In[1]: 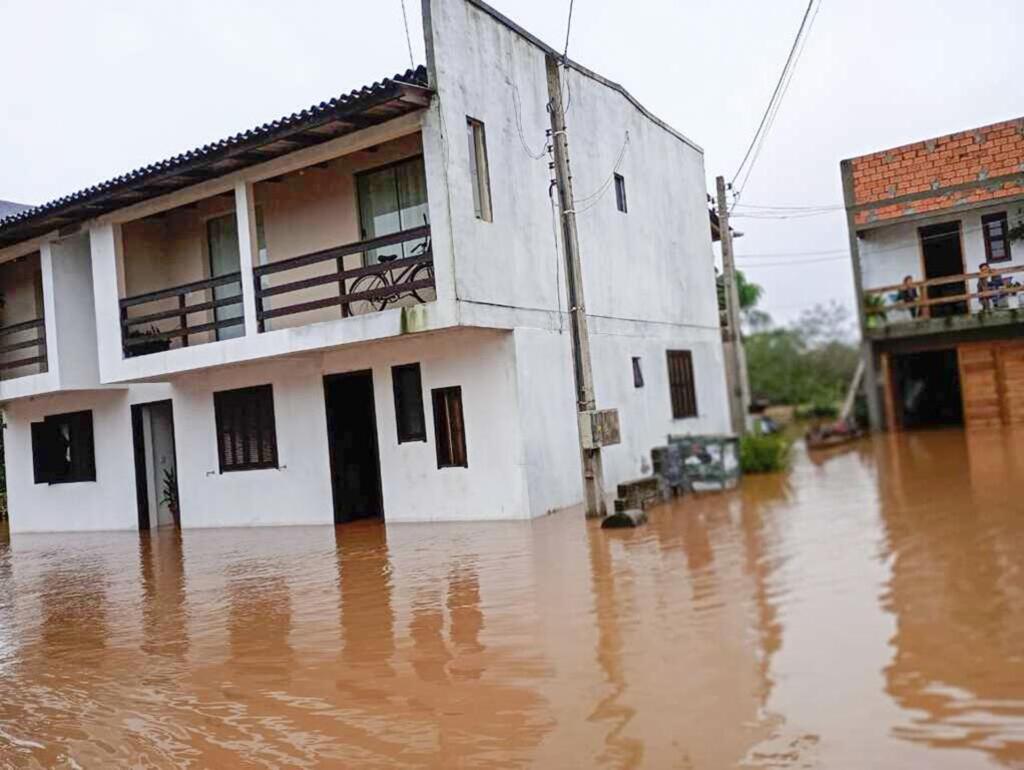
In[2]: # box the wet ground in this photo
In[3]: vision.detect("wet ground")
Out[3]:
[0,428,1022,768]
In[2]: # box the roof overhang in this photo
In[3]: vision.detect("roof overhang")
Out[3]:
[0,68,432,250]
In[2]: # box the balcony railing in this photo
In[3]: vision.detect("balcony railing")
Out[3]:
[253,225,433,331]
[120,273,244,357]
[0,318,47,380]
[864,264,1024,330]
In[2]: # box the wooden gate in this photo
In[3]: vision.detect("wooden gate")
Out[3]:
[957,340,1024,428]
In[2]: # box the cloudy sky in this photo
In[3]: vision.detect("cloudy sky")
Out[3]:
[1,0,1021,324]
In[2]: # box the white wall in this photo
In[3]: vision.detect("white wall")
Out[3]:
[4,384,171,533]
[49,233,103,389]
[859,201,1024,314]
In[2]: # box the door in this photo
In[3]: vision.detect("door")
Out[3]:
[324,371,384,523]
[356,156,429,265]
[207,213,244,340]
[920,222,966,318]
[132,400,180,529]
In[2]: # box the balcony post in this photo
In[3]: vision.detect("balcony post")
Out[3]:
[234,181,260,337]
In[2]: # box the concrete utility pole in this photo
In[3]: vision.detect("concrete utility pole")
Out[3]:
[716,175,750,436]
[545,55,607,519]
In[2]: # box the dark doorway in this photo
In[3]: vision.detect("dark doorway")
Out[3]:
[920,222,966,318]
[324,371,384,523]
[131,400,179,530]
[891,349,963,429]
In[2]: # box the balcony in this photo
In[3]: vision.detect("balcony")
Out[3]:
[863,264,1024,339]
[0,252,47,381]
[255,225,433,331]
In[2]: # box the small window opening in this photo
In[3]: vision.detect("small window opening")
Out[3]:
[614,173,628,213]
[393,363,427,443]
[31,410,96,484]
[213,384,279,472]
[982,212,1011,263]
[466,117,493,222]
[666,350,698,419]
[632,357,644,388]
[432,386,468,468]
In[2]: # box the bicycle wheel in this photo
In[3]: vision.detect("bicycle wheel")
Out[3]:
[347,273,390,316]
[409,264,437,304]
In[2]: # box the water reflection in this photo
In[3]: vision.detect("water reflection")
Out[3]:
[0,430,1022,767]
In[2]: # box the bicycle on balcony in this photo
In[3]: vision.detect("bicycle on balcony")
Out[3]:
[347,231,435,316]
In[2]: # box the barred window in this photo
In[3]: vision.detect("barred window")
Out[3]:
[213,384,278,472]
[31,410,95,484]
[666,350,698,419]
[432,386,468,468]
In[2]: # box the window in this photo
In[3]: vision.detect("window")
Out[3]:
[632,356,644,388]
[31,410,95,484]
[466,118,493,222]
[983,212,1011,263]
[213,384,279,472]
[356,155,429,264]
[432,386,468,468]
[614,173,628,213]
[666,350,698,419]
[393,363,427,443]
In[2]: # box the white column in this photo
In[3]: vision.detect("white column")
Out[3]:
[234,181,260,336]
[38,242,61,383]
[89,222,126,382]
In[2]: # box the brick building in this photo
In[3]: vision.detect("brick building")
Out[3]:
[841,117,1024,431]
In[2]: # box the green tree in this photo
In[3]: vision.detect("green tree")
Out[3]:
[717,269,772,332]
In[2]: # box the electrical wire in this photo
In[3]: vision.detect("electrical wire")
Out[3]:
[563,0,576,59]
[571,132,630,214]
[399,0,415,70]
[730,0,821,205]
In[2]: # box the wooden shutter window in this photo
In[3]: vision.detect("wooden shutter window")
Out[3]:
[31,410,96,484]
[393,363,427,443]
[982,212,1011,263]
[214,384,278,472]
[432,386,468,468]
[666,350,698,419]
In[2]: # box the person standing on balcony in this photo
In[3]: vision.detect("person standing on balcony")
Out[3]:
[978,262,1006,311]
[896,275,920,318]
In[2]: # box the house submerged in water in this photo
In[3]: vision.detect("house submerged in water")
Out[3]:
[0,0,728,533]
[843,117,1024,432]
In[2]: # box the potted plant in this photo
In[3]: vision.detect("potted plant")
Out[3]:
[864,293,887,328]
[124,325,172,358]
[160,467,180,526]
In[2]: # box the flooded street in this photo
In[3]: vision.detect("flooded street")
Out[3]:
[1,429,1022,768]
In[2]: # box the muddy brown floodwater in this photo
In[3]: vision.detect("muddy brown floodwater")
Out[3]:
[1,428,1023,768]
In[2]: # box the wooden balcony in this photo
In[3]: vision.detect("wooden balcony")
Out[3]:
[254,225,434,331]
[0,318,47,380]
[120,273,244,357]
[863,264,1024,339]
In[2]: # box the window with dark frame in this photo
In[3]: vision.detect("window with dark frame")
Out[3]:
[393,363,427,443]
[466,117,493,222]
[666,350,698,419]
[982,212,1011,263]
[213,384,279,472]
[31,410,96,484]
[614,173,628,213]
[432,386,468,468]
[632,356,644,388]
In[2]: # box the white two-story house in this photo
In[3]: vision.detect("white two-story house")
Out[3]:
[0,0,728,533]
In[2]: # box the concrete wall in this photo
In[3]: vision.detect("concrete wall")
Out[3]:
[859,201,1024,316]
[4,384,171,534]
[49,233,102,390]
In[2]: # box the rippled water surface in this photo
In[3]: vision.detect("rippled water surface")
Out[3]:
[1,428,1023,768]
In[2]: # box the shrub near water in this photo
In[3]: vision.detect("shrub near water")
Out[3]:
[740,433,792,474]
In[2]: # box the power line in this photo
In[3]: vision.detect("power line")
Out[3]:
[730,0,820,202]
[563,0,576,59]
[399,0,415,69]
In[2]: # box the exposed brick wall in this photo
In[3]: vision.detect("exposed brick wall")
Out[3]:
[847,117,1024,226]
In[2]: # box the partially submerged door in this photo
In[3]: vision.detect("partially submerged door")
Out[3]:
[207,213,244,340]
[132,400,179,530]
[324,371,384,523]
[920,222,966,318]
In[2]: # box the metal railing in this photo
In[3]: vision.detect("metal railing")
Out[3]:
[253,225,433,331]
[863,264,1024,327]
[0,317,47,379]
[120,273,244,357]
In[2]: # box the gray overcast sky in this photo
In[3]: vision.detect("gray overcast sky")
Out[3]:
[1,0,1022,324]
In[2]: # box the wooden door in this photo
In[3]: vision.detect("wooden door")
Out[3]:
[996,341,1024,424]
[958,343,1002,429]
